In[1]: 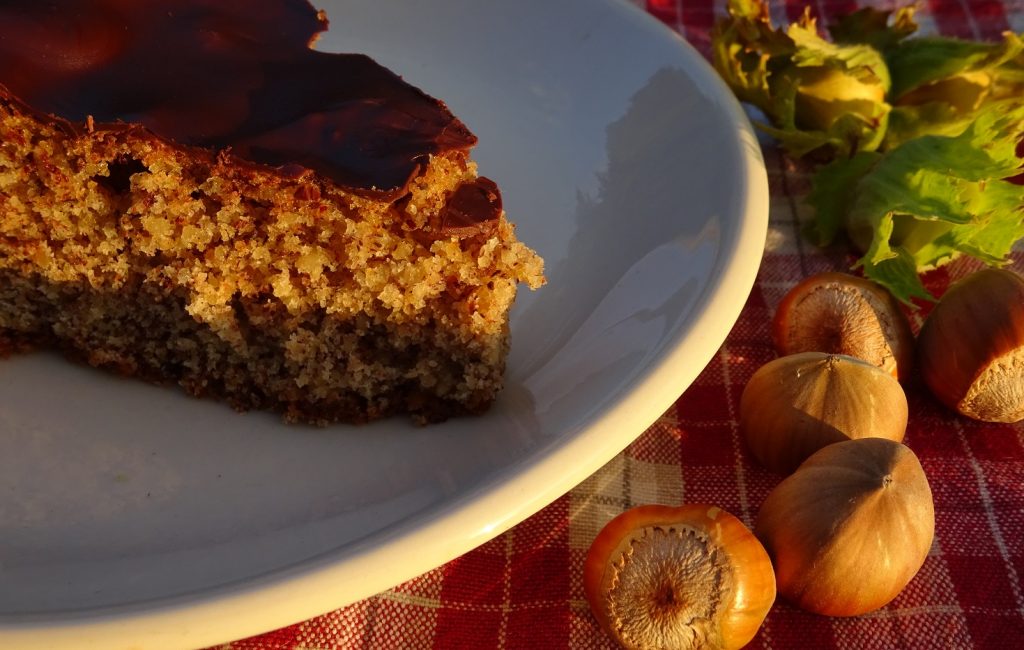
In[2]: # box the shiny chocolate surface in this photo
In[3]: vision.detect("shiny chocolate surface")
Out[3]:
[440,177,502,237]
[0,0,479,197]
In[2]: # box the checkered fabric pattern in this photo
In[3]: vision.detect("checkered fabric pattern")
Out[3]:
[214,1,1024,648]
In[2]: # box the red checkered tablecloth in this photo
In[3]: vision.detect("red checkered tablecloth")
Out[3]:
[214,1,1024,648]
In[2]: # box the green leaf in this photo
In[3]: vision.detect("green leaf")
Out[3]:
[860,209,898,266]
[828,7,919,51]
[955,208,1024,264]
[788,21,892,90]
[886,103,974,146]
[993,59,1024,87]
[889,216,959,269]
[887,32,1024,99]
[710,0,794,111]
[755,121,834,159]
[755,109,889,160]
[853,214,932,303]
[859,246,932,303]
[806,152,881,246]
[839,101,1024,301]
[710,1,1024,304]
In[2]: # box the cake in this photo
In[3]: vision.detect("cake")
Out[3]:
[0,0,544,424]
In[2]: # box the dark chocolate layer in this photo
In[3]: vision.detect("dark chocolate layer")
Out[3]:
[0,0,479,198]
[440,177,502,237]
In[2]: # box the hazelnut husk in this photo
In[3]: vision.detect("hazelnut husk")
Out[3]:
[917,268,1024,423]
[773,272,914,380]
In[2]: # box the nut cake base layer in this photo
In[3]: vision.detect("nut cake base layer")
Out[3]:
[0,102,544,424]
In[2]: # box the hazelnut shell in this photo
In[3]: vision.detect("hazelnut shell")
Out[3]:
[740,352,908,475]
[773,272,914,381]
[917,268,1024,423]
[754,438,935,617]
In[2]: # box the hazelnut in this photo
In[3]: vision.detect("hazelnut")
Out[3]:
[918,268,1024,423]
[773,272,914,380]
[740,352,908,474]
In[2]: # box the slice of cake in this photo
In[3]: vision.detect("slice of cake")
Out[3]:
[0,0,544,424]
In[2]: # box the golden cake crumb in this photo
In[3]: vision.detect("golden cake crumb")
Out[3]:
[0,102,545,424]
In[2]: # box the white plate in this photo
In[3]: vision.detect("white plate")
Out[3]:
[0,1,767,648]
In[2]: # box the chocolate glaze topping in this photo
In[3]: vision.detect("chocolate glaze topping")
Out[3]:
[0,0,499,214]
[440,177,502,237]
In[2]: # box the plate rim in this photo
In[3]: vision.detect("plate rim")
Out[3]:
[0,2,769,647]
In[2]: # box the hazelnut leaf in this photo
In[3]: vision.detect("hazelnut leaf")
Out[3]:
[829,6,919,51]
[887,32,1024,100]
[813,101,1024,301]
[712,0,1024,304]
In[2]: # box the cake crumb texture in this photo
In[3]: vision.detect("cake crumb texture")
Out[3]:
[0,104,544,424]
